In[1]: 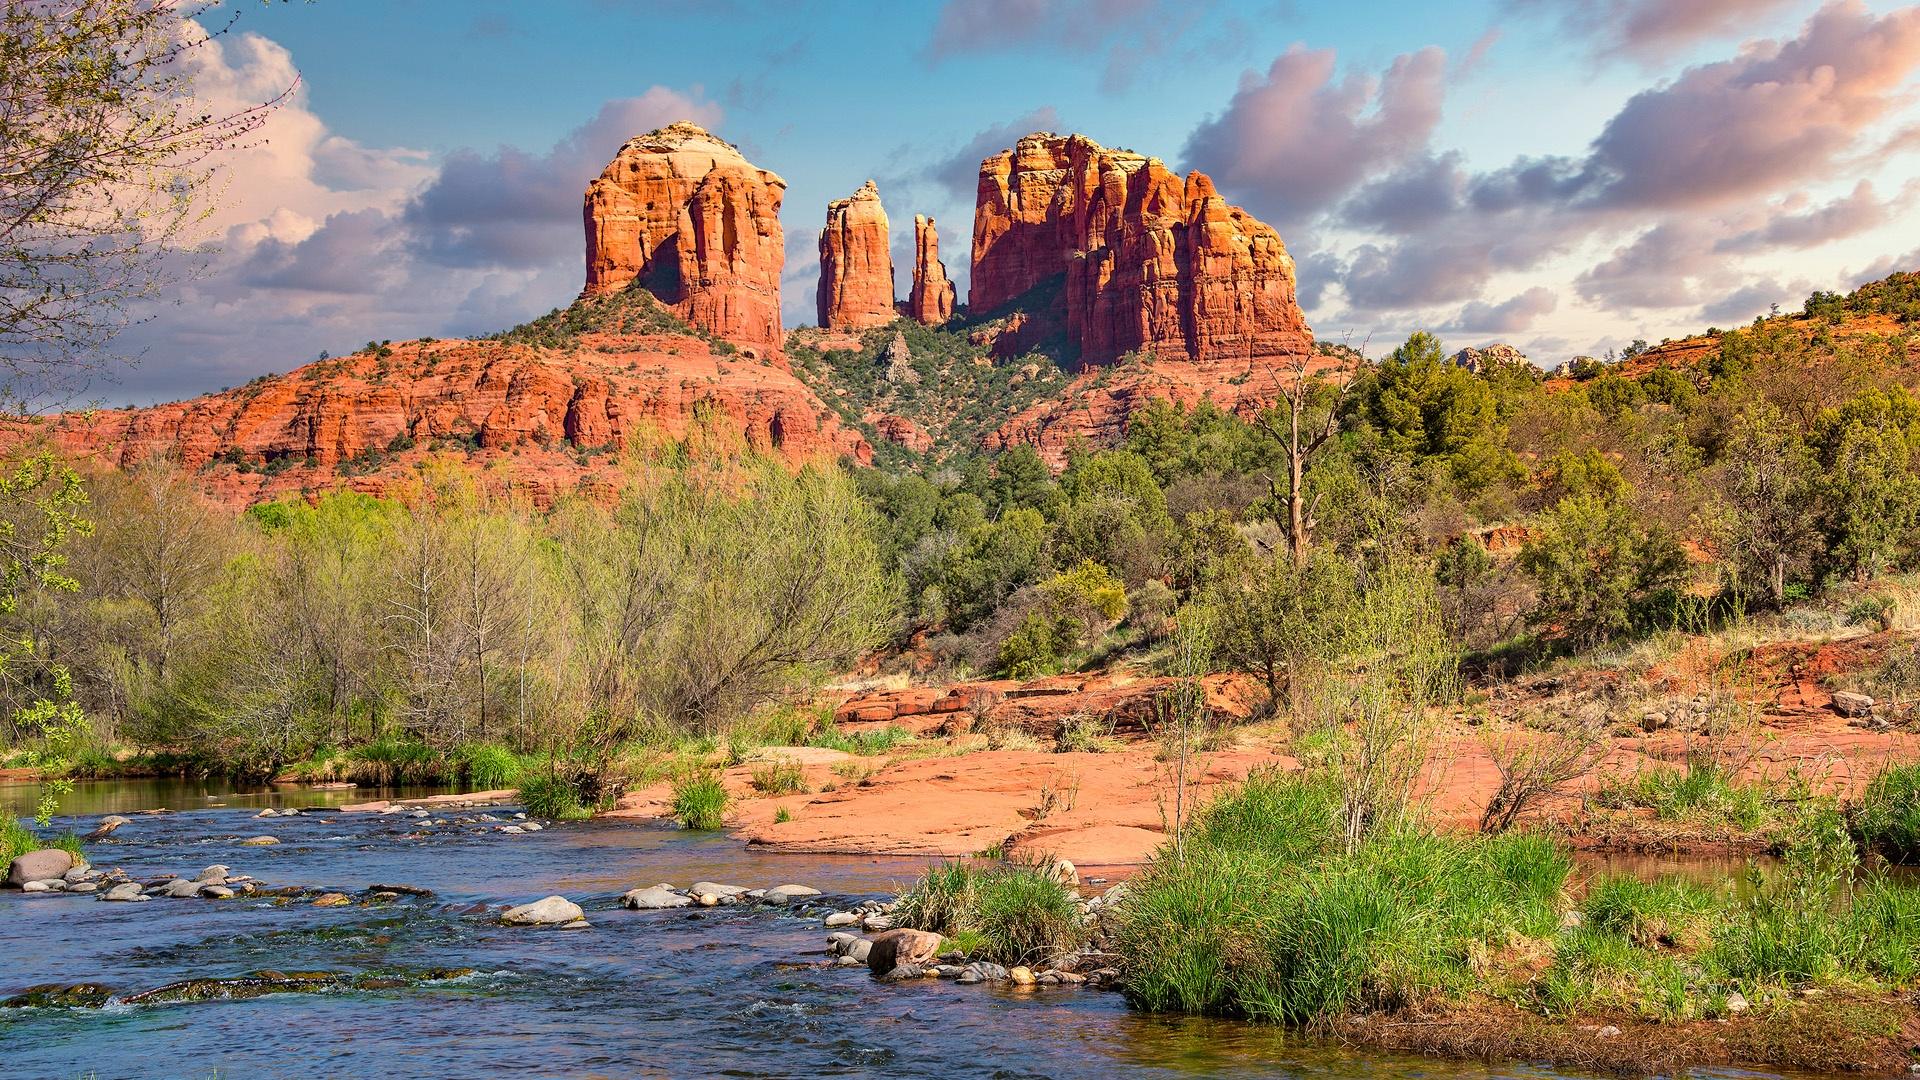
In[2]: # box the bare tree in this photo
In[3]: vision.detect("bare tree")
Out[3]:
[1479,708,1608,833]
[0,1,293,402]
[1255,344,1360,566]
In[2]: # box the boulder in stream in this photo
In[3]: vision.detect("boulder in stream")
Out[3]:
[500,895,585,926]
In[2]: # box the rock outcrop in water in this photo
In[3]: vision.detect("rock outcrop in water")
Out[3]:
[969,131,1312,367]
[582,122,788,354]
[816,180,896,331]
[906,214,955,325]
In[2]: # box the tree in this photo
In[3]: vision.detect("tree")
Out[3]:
[1720,405,1818,604]
[0,1,292,401]
[1197,551,1356,714]
[1811,390,1920,581]
[1255,351,1352,566]
[1519,493,1689,645]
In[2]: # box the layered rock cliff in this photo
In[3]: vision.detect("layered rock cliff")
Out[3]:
[582,122,787,355]
[21,295,868,509]
[906,214,956,326]
[969,132,1312,367]
[816,180,896,331]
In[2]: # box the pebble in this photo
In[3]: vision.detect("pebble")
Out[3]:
[1009,966,1036,987]
[200,884,235,899]
[239,836,279,846]
[824,911,860,928]
[763,884,820,905]
[621,886,691,910]
[521,822,543,832]
[312,892,352,907]
[1725,991,1750,1015]
[499,895,585,927]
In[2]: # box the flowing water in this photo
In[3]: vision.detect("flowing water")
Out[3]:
[0,779,1806,1079]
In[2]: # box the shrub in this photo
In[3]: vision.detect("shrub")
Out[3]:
[671,772,729,830]
[749,759,807,795]
[896,860,981,936]
[518,772,590,820]
[972,863,1087,965]
[455,743,524,790]
[1852,762,1920,860]
[1,816,37,865]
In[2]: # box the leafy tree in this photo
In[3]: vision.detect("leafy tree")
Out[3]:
[1193,551,1356,712]
[1810,389,1920,581]
[1719,405,1819,604]
[1519,493,1689,645]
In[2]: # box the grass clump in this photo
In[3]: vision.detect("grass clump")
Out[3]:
[0,817,81,866]
[517,772,592,820]
[1850,761,1920,860]
[671,772,730,830]
[894,858,1086,966]
[809,722,913,756]
[1111,769,1572,1024]
[1597,759,1775,830]
[454,743,524,790]
[748,759,807,795]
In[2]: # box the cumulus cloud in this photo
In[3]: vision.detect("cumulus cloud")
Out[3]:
[928,0,1162,58]
[1715,180,1909,253]
[1185,44,1447,227]
[97,21,723,404]
[1446,287,1560,334]
[1507,0,1801,60]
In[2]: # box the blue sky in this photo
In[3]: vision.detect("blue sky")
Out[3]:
[107,0,1920,404]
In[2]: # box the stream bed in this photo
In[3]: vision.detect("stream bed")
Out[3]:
[0,779,1810,1079]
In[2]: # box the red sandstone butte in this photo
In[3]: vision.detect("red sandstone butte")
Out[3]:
[905,214,956,326]
[7,327,869,509]
[583,122,787,355]
[816,179,896,331]
[969,131,1313,366]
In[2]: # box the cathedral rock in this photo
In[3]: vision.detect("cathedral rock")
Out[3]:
[816,180,896,331]
[969,132,1312,366]
[582,122,787,355]
[907,214,956,326]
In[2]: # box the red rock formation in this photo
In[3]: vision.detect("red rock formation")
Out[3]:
[905,214,955,325]
[582,122,787,354]
[11,317,869,509]
[816,180,896,331]
[969,132,1312,366]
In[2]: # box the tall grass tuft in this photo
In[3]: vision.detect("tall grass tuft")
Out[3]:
[517,772,590,820]
[455,743,524,790]
[893,859,1086,965]
[1851,762,1920,861]
[671,772,730,830]
[748,759,807,795]
[1,816,38,865]
[895,860,982,937]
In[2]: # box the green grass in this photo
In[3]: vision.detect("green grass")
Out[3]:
[1851,762,1920,860]
[1579,874,1716,947]
[894,859,1086,966]
[1112,770,1577,1024]
[517,772,591,820]
[1598,759,1776,830]
[454,743,525,790]
[0,817,81,867]
[808,722,914,755]
[748,759,808,795]
[773,805,793,824]
[670,772,730,830]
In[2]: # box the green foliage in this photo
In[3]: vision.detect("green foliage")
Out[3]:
[1111,771,1571,1024]
[1579,875,1714,947]
[454,743,524,790]
[670,771,730,830]
[807,722,912,755]
[1597,760,1775,830]
[1852,762,1920,861]
[1,815,36,865]
[517,771,591,820]
[1519,493,1689,645]
[895,859,1087,965]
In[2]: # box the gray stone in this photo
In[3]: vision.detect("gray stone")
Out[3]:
[763,884,821,905]
[21,880,53,893]
[878,963,924,982]
[1725,991,1750,1015]
[498,826,525,834]
[193,865,230,883]
[67,881,98,894]
[688,881,748,897]
[845,939,872,964]
[98,882,145,902]
[500,895,584,926]
[824,911,860,928]
[834,955,862,967]
[521,822,542,832]
[238,835,279,846]
[826,931,859,953]
[621,886,692,910]
[158,878,203,898]
[200,884,235,899]
[862,914,896,931]
[956,961,1009,985]
[1833,691,1875,717]
[7,849,74,888]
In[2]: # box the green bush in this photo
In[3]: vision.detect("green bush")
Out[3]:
[517,772,590,820]
[973,863,1087,965]
[671,772,730,830]
[1852,762,1920,860]
[455,743,524,790]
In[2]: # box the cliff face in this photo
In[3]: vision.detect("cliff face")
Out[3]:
[969,132,1312,367]
[906,214,956,326]
[582,122,787,354]
[22,310,869,509]
[816,180,896,331]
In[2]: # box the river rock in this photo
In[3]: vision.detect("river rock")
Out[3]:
[200,884,235,899]
[1832,691,1875,717]
[866,928,943,976]
[956,961,1009,985]
[861,914,896,931]
[239,836,279,846]
[500,895,584,926]
[1009,966,1036,986]
[67,881,98,894]
[521,822,542,832]
[1726,991,1750,1015]
[193,865,230,883]
[878,963,925,982]
[689,882,749,897]
[763,884,820,905]
[499,826,525,834]
[7,849,73,888]
[824,911,860,928]
[312,892,352,907]
[98,882,146,902]
[621,886,691,910]
[157,878,203,898]
[21,879,54,892]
